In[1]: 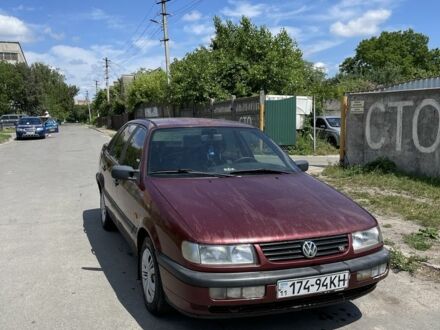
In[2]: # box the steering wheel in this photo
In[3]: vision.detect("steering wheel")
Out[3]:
[233,156,255,164]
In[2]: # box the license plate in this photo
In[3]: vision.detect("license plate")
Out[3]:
[277,271,350,299]
[25,131,34,135]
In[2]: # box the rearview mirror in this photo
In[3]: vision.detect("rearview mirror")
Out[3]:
[295,160,309,172]
[111,165,139,181]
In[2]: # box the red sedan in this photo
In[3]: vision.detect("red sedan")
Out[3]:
[96,118,389,318]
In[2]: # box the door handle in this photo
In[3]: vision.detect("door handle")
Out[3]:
[113,178,119,186]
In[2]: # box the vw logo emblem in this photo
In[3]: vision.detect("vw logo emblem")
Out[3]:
[302,241,318,258]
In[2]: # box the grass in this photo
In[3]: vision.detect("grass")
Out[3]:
[0,132,11,144]
[287,132,338,155]
[389,248,427,274]
[321,159,440,229]
[384,238,395,246]
[0,127,15,133]
[403,228,439,251]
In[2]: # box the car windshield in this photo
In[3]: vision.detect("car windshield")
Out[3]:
[19,118,42,125]
[148,127,297,177]
[326,117,341,127]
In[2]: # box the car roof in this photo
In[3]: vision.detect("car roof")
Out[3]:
[20,116,40,119]
[131,117,254,129]
[317,115,340,119]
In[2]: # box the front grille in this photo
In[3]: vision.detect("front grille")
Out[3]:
[259,234,349,262]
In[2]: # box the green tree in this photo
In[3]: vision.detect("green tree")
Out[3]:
[168,16,316,106]
[340,29,440,85]
[170,49,226,105]
[212,17,306,95]
[0,61,77,117]
[127,69,168,110]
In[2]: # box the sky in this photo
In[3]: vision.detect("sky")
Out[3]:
[1,0,440,99]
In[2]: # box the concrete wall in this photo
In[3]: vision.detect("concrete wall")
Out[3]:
[346,88,440,177]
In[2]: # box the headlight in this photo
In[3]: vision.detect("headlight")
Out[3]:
[352,226,382,252]
[36,127,44,131]
[182,241,256,265]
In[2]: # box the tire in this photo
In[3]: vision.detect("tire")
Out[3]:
[139,237,169,316]
[99,190,114,230]
[327,136,337,147]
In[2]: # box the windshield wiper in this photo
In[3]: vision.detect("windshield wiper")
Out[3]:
[150,169,234,177]
[229,168,292,175]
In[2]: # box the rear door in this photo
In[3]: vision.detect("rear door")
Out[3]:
[101,124,137,225]
[116,125,148,239]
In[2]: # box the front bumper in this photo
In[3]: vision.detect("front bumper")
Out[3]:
[16,131,45,138]
[158,248,389,318]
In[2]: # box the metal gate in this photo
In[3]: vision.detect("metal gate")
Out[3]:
[264,97,296,146]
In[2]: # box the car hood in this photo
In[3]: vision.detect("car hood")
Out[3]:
[151,173,376,244]
[17,125,43,128]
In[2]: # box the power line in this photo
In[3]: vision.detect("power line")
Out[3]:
[171,0,203,20]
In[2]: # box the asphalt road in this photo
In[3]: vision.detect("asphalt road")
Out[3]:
[0,125,439,330]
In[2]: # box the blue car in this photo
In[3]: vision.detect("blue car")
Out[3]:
[44,118,59,133]
[16,117,46,140]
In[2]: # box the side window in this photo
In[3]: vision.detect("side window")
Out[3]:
[316,118,327,128]
[239,130,285,167]
[122,127,147,169]
[109,125,136,162]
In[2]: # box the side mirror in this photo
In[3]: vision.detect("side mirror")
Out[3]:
[111,165,139,181]
[295,160,309,172]
[320,125,326,129]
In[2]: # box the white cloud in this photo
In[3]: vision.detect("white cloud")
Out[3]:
[0,14,34,42]
[13,5,35,12]
[184,23,214,36]
[182,10,202,22]
[86,8,125,29]
[221,0,264,18]
[43,27,64,41]
[267,5,310,23]
[303,40,343,56]
[310,0,394,22]
[27,44,165,95]
[330,9,391,37]
[269,26,302,41]
[313,62,328,73]
[133,38,160,52]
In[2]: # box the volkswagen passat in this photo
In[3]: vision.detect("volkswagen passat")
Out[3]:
[96,118,389,318]
[16,117,46,140]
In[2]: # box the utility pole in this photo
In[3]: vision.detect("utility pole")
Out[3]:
[94,80,99,96]
[86,90,92,123]
[313,96,316,155]
[159,0,171,84]
[104,57,110,103]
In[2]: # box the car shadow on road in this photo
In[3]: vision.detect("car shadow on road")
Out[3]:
[83,209,363,330]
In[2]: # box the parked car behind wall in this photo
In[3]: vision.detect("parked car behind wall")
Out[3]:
[314,116,341,147]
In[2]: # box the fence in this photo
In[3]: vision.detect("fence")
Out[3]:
[95,94,297,145]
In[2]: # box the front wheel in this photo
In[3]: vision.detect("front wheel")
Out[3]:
[140,238,169,316]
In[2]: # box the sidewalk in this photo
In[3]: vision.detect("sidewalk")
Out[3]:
[290,155,339,174]
[89,125,116,138]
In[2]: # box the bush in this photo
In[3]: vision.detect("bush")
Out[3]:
[389,248,427,274]
[364,157,397,173]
